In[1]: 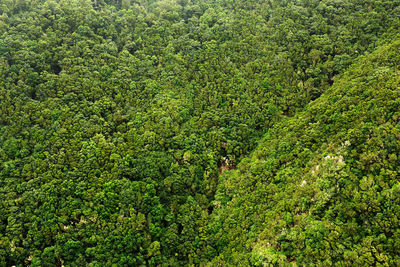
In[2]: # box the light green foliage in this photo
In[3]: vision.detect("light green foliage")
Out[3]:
[209,39,400,265]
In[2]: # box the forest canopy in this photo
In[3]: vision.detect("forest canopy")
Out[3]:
[1,0,400,265]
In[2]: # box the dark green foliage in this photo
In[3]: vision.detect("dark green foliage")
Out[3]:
[1,0,400,265]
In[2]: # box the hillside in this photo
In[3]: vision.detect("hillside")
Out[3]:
[208,38,400,265]
[1,0,400,265]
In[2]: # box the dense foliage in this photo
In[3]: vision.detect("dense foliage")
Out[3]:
[209,39,400,265]
[1,0,400,265]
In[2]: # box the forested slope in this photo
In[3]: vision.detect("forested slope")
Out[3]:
[209,38,400,265]
[1,0,400,265]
